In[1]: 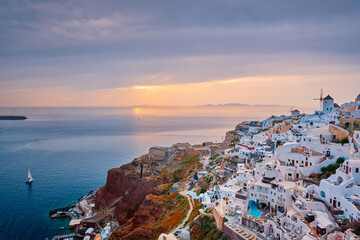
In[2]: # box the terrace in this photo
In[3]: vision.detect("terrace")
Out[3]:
[224,221,266,240]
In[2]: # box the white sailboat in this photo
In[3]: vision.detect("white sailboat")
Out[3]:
[26,169,34,183]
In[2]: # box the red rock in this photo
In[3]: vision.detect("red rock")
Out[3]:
[96,165,161,224]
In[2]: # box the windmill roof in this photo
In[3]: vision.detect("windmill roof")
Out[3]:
[324,95,333,100]
[334,103,340,108]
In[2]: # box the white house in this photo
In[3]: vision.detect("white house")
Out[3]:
[307,157,360,223]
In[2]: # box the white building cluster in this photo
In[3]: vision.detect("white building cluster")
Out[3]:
[188,93,360,240]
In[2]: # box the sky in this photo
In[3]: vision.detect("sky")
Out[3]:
[0,0,360,108]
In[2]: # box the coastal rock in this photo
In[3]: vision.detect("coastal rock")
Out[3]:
[148,147,168,161]
[219,131,240,150]
[110,192,189,240]
[96,146,203,239]
[171,142,192,149]
[110,195,165,240]
[95,166,161,224]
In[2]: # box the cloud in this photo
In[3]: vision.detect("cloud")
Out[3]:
[0,0,359,107]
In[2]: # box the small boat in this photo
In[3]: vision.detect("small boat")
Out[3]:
[26,169,34,183]
[59,226,66,230]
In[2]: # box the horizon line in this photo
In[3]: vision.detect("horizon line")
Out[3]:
[0,103,294,108]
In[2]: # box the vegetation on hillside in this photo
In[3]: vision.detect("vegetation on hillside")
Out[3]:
[141,192,189,239]
[321,157,345,174]
[190,215,227,240]
[184,199,203,227]
[152,153,203,184]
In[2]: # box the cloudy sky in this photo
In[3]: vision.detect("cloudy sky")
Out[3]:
[1,0,359,107]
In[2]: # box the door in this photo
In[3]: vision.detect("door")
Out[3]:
[346,166,349,174]
[333,199,337,208]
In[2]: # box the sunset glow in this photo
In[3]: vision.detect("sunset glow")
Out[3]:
[0,1,359,108]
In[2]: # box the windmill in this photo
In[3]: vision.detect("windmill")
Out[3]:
[313,88,324,110]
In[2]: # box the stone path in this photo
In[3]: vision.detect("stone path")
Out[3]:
[169,192,194,234]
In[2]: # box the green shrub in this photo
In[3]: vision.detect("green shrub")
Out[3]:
[340,138,349,145]
[336,157,345,164]
[200,188,207,194]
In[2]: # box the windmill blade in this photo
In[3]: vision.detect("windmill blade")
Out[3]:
[313,89,324,110]
[320,88,323,100]
[319,88,324,109]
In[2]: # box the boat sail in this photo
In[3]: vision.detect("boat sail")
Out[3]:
[26,169,34,183]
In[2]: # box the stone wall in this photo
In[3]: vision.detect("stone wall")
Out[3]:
[329,124,350,140]
[213,204,224,230]
[339,118,360,134]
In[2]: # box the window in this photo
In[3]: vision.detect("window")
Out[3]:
[338,202,340,207]
[310,163,312,166]
[330,199,332,203]
[356,168,359,173]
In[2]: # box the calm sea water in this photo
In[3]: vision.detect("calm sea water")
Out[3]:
[0,106,290,240]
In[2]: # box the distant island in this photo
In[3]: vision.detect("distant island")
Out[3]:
[0,116,27,120]
[197,103,288,107]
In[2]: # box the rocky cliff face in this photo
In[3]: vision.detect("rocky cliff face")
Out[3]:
[96,165,161,224]
[219,131,240,150]
[110,192,188,240]
[95,145,204,240]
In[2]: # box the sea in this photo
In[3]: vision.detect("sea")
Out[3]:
[0,106,292,240]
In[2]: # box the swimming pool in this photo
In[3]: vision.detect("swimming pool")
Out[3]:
[247,200,262,218]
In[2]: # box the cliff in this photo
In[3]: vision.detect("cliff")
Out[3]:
[96,165,161,224]
[111,192,189,239]
[219,131,240,150]
[95,144,204,239]
[190,215,227,240]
